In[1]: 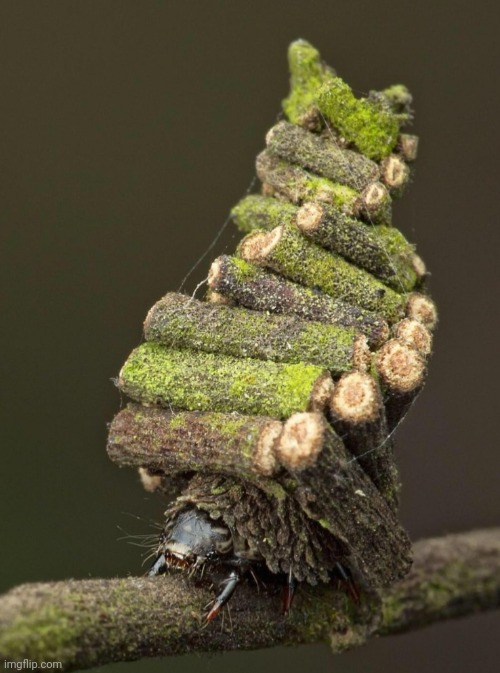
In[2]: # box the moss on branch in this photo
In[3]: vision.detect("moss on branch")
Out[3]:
[0,529,499,671]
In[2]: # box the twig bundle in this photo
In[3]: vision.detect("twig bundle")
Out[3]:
[108,40,437,590]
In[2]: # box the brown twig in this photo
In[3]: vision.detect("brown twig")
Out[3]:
[207,255,390,348]
[0,529,499,671]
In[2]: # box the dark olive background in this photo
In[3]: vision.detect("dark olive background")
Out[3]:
[1,1,499,671]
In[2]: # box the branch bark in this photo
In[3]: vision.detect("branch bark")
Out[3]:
[1,529,499,672]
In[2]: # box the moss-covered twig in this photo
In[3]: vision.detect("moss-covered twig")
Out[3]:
[238,223,407,323]
[1,529,498,671]
[230,197,424,294]
[316,78,407,162]
[374,339,426,431]
[231,194,298,234]
[208,255,390,347]
[118,342,334,420]
[265,121,379,190]
[297,202,424,292]
[276,412,411,586]
[107,404,283,478]
[256,150,391,225]
[143,292,370,373]
[328,372,400,511]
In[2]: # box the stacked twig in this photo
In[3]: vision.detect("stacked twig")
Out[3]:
[107,40,437,590]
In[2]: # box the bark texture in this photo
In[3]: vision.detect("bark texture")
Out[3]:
[0,529,498,671]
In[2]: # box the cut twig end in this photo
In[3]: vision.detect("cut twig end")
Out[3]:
[330,371,382,424]
[363,181,387,206]
[375,339,425,393]
[138,467,163,493]
[398,134,419,162]
[411,254,427,280]
[406,293,438,330]
[254,421,283,476]
[309,371,335,413]
[239,227,283,265]
[206,289,234,305]
[276,412,326,470]
[353,334,371,371]
[393,318,432,356]
[381,155,410,192]
[296,201,323,233]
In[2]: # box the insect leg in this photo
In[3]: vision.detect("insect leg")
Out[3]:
[206,569,241,622]
[148,554,167,576]
[282,566,296,615]
[335,561,360,603]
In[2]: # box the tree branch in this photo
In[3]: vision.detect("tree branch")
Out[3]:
[1,529,499,671]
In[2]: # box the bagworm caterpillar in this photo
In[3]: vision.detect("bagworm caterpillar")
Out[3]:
[107,40,437,621]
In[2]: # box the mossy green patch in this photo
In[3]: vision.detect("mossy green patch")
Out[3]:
[317,78,400,160]
[300,174,359,211]
[0,601,78,662]
[230,256,259,281]
[382,84,413,118]
[231,195,298,233]
[260,224,406,323]
[167,413,188,430]
[380,560,487,634]
[145,292,360,373]
[282,40,336,125]
[120,343,325,419]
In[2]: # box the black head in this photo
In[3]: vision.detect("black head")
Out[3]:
[158,508,233,569]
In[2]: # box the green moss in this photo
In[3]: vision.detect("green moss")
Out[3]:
[281,41,408,160]
[146,292,360,373]
[301,174,359,210]
[204,413,247,437]
[0,601,78,662]
[380,560,488,633]
[167,413,189,430]
[256,478,288,501]
[231,195,298,233]
[317,78,400,160]
[300,206,418,291]
[382,84,413,118]
[120,342,325,419]
[262,224,406,323]
[230,256,259,281]
[316,517,335,533]
[282,40,336,125]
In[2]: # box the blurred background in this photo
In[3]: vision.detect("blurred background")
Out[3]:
[1,1,499,671]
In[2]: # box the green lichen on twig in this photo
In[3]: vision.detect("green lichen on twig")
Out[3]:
[317,80,402,160]
[118,342,332,419]
[266,121,379,190]
[282,40,336,128]
[1,530,499,671]
[239,223,407,322]
[231,194,298,233]
[283,40,410,160]
[256,150,360,212]
[208,255,390,347]
[107,404,283,479]
[296,202,423,292]
[144,292,369,374]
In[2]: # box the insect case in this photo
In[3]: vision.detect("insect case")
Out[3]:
[107,40,436,620]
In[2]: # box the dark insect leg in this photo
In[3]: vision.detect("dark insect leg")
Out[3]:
[335,561,360,603]
[148,554,167,576]
[206,569,241,622]
[282,567,296,615]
